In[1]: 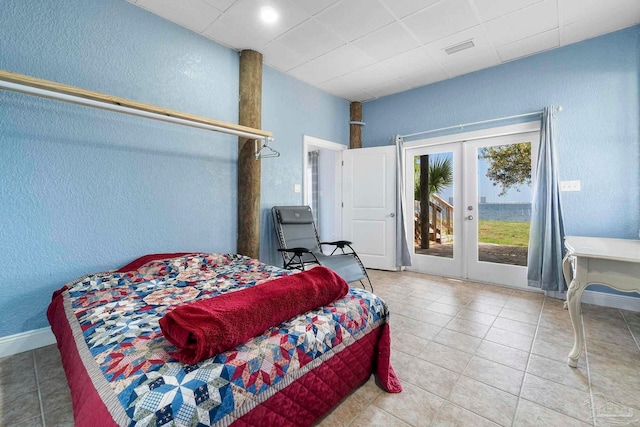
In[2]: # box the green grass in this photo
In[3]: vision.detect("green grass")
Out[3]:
[478,220,530,246]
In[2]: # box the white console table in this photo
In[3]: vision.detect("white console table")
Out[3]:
[563,236,640,367]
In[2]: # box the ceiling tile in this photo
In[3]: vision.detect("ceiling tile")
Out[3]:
[202,14,269,50]
[318,77,375,101]
[562,5,640,45]
[496,28,559,61]
[289,45,375,85]
[472,0,544,22]
[261,41,308,71]
[379,0,440,19]
[402,0,479,44]
[561,0,638,25]
[136,0,221,33]
[352,23,420,61]
[223,0,311,41]
[200,0,236,11]
[365,79,413,99]
[424,26,494,65]
[276,19,345,60]
[440,50,500,77]
[485,0,558,46]
[316,0,395,42]
[398,66,450,89]
[295,0,340,16]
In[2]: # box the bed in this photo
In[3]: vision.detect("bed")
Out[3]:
[47,252,399,426]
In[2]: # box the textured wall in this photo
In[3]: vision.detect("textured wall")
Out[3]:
[363,26,640,243]
[0,0,348,338]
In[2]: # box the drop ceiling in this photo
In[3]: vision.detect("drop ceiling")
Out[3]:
[128,0,640,102]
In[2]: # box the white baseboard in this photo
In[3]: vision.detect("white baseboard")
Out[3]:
[0,327,56,358]
[582,290,640,312]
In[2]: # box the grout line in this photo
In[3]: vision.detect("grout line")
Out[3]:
[583,310,596,426]
[33,350,47,427]
[512,293,546,426]
[620,309,640,351]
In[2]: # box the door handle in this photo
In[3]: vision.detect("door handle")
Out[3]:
[390,213,396,217]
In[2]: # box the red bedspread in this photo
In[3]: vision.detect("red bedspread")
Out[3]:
[47,253,400,426]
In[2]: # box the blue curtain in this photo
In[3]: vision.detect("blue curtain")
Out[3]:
[527,107,565,292]
[395,136,412,267]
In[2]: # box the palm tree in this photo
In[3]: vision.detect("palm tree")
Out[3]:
[414,155,453,248]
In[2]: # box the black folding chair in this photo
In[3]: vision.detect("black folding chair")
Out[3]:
[272,206,372,292]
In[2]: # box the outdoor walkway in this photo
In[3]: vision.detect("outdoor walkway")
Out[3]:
[416,243,528,266]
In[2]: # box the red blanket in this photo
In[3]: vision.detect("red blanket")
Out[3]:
[159,266,349,364]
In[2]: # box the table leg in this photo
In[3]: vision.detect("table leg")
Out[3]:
[566,276,586,368]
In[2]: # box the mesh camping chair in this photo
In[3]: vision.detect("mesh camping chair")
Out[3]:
[272,205,372,292]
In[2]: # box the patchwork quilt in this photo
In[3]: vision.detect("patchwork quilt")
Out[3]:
[47,253,395,426]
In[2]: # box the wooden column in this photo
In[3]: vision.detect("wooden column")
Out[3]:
[237,50,263,259]
[350,102,362,149]
[420,155,430,249]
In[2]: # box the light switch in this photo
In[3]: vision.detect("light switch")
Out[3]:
[560,180,581,192]
[294,184,301,193]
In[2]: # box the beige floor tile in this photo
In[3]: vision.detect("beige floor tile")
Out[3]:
[498,307,540,325]
[317,392,369,426]
[0,361,38,398]
[466,301,503,316]
[514,398,593,426]
[393,331,431,357]
[447,376,518,426]
[0,350,34,379]
[485,327,533,352]
[373,380,444,427]
[587,391,640,427]
[503,298,543,315]
[588,360,640,412]
[526,354,590,392]
[475,340,529,371]
[352,375,384,404]
[432,402,500,427]
[0,388,43,425]
[43,402,74,427]
[462,356,524,395]
[445,317,490,339]
[393,350,460,398]
[520,373,592,422]
[393,315,442,341]
[427,296,463,317]
[420,341,473,373]
[531,336,577,365]
[403,306,453,327]
[433,329,482,354]
[492,317,537,337]
[436,294,474,307]
[349,406,411,427]
[39,375,73,413]
[456,308,497,326]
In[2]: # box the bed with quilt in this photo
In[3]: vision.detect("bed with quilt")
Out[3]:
[47,253,400,426]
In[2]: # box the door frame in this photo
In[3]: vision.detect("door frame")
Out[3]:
[302,135,347,241]
[403,122,540,287]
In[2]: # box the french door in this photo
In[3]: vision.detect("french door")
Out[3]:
[404,128,538,289]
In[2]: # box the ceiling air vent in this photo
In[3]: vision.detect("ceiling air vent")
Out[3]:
[444,40,475,55]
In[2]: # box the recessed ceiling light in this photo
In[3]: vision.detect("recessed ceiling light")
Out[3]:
[444,40,475,55]
[260,6,278,24]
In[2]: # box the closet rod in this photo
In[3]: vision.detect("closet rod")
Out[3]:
[400,110,546,140]
[0,69,272,141]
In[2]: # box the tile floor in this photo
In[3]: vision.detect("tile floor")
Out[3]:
[1,269,639,426]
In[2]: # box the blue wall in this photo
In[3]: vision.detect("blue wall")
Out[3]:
[0,0,348,337]
[364,26,640,243]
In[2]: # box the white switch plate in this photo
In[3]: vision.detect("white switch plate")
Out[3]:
[560,180,581,192]
[294,184,301,193]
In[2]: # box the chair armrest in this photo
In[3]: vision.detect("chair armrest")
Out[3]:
[320,240,352,249]
[278,247,311,255]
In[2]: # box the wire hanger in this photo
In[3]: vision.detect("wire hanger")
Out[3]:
[254,137,280,159]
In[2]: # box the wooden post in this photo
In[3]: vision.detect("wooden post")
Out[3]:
[350,102,362,149]
[420,155,430,249]
[237,50,262,259]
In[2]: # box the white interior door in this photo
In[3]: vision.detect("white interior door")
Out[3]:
[343,146,396,270]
